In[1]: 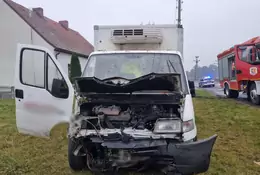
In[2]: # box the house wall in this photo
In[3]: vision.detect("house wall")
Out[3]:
[0,1,54,88]
[56,52,88,77]
[0,1,88,89]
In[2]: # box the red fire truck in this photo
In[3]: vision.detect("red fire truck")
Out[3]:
[217,36,260,105]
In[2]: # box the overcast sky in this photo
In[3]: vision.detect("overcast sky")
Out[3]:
[14,0,260,70]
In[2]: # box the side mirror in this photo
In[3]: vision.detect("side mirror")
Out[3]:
[236,70,242,74]
[188,80,196,97]
[51,78,69,98]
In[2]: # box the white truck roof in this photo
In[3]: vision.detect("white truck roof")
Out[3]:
[90,50,182,55]
[93,24,183,56]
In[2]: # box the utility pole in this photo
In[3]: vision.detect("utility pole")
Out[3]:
[177,0,183,28]
[194,56,200,81]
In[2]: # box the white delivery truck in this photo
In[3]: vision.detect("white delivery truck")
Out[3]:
[14,24,217,175]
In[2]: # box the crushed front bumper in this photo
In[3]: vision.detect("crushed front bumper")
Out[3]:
[89,134,217,175]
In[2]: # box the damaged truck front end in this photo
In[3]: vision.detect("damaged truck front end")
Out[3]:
[67,73,217,175]
[70,132,217,175]
[69,125,217,175]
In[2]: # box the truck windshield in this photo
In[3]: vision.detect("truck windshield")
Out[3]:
[82,53,188,93]
[238,45,260,64]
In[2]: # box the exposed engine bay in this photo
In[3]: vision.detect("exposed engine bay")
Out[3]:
[69,103,183,172]
[80,103,180,130]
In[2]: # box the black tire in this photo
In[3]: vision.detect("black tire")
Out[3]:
[224,84,230,97]
[68,138,86,171]
[249,83,260,105]
[247,87,251,101]
[224,84,239,98]
[231,91,239,98]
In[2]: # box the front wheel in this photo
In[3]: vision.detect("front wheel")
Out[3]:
[249,83,260,105]
[224,84,239,98]
[68,138,86,171]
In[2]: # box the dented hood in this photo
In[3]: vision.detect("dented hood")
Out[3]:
[74,73,181,94]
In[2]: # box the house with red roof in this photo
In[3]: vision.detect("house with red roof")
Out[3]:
[0,0,93,92]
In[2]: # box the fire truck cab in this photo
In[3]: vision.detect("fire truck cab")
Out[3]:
[217,37,260,105]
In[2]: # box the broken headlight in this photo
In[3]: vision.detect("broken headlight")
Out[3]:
[153,118,182,134]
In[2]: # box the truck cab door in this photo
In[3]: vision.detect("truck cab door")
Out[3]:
[14,44,74,137]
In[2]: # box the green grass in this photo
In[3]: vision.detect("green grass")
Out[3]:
[195,90,260,175]
[0,92,260,175]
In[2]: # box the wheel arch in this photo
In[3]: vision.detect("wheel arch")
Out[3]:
[224,81,230,88]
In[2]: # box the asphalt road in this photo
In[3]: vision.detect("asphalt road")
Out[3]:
[195,81,252,105]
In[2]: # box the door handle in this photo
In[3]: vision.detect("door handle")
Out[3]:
[15,89,24,99]
[236,70,242,74]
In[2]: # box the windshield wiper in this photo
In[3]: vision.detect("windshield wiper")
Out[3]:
[167,60,177,73]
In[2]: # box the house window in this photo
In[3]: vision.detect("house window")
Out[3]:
[20,49,45,88]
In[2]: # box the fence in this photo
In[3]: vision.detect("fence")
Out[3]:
[0,86,15,99]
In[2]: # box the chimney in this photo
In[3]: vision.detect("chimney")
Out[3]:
[32,7,43,17]
[59,20,69,30]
